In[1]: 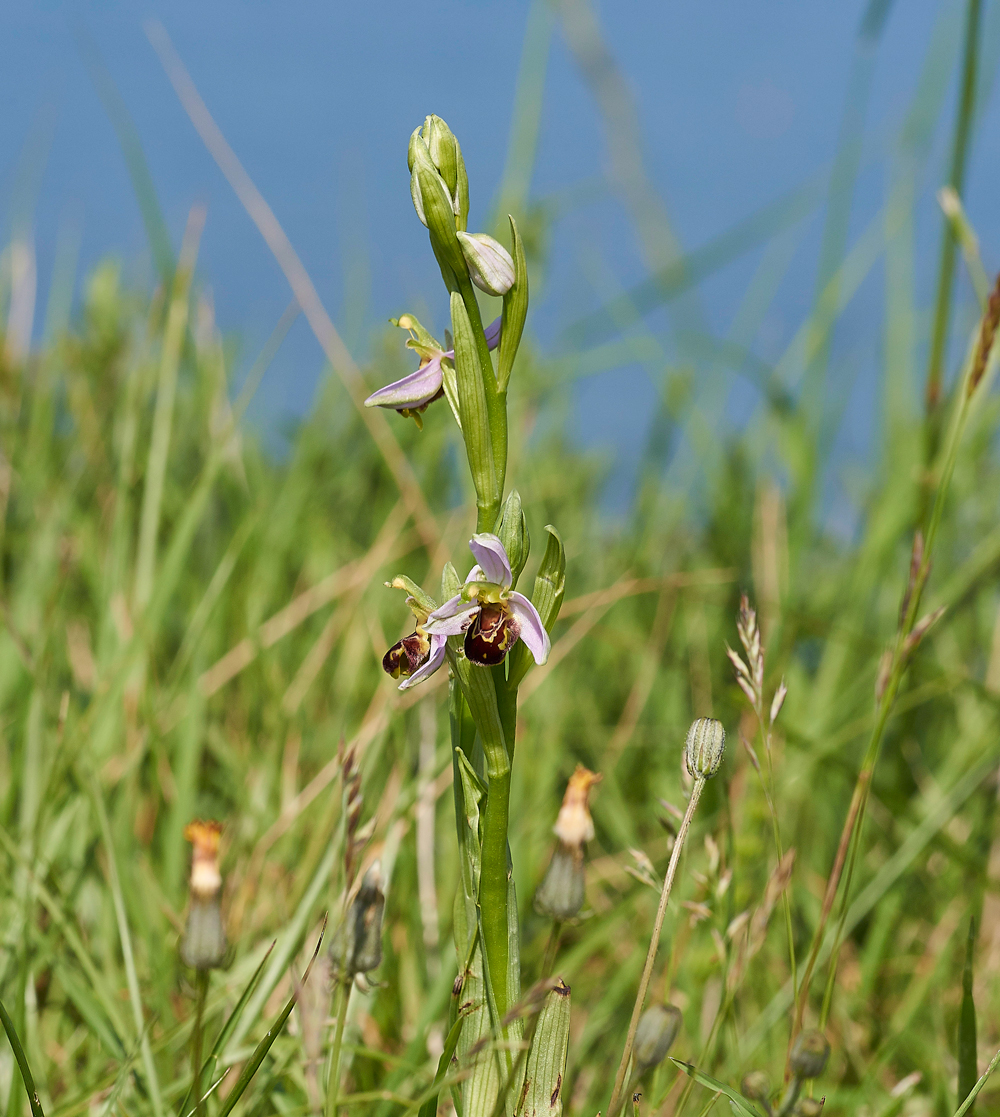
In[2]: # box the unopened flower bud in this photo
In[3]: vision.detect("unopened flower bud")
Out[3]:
[180,821,227,970]
[741,1071,771,1105]
[494,490,529,587]
[424,116,460,203]
[795,1099,825,1117]
[535,766,601,921]
[456,232,515,296]
[633,1003,682,1072]
[335,862,386,976]
[789,1030,830,1080]
[684,718,726,780]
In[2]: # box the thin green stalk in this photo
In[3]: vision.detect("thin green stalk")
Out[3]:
[761,726,797,999]
[794,299,989,1047]
[324,977,351,1117]
[953,1045,1000,1117]
[924,0,981,450]
[609,778,706,1117]
[89,772,164,1117]
[541,922,562,980]
[191,971,209,1117]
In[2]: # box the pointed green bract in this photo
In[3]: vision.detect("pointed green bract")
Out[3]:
[498,216,528,392]
[508,524,564,688]
[521,982,571,1117]
[451,291,500,525]
[494,490,529,588]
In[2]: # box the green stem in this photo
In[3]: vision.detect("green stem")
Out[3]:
[191,971,209,1117]
[324,978,351,1117]
[609,778,706,1117]
[761,721,797,999]
[541,922,562,981]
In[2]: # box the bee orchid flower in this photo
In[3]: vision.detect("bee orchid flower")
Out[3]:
[365,314,501,426]
[424,533,550,667]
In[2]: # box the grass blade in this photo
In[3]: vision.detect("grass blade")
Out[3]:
[417,1003,472,1117]
[958,917,978,1114]
[670,1060,762,1117]
[215,921,326,1117]
[0,993,45,1117]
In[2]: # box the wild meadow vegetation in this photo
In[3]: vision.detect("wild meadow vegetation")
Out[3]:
[3,2,1000,1116]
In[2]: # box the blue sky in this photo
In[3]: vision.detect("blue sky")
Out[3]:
[2,0,997,503]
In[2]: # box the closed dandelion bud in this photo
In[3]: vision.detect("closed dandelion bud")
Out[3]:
[684,717,726,780]
[337,862,385,976]
[534,843,585,921]
[795,1099,825,1116]
[534,766,601,921]
[633,1003,682,1072]
[180,821,227,971]
[494,489,529,587]
[456,232,515,296]
[741,1071,771,1104]
[789,1030,830,1080]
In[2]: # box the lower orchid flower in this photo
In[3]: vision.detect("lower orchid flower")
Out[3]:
[424,533,550,667]
[383,625,447,690]
[381,576,448,690]
[364,313,501,427]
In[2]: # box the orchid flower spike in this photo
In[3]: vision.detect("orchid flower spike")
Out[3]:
[424,533,550,667]
[365,313,501,427]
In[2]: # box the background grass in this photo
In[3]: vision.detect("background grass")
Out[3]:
[2,2,1000,1115]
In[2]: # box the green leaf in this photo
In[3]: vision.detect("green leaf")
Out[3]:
[498,216,528,393]
[0,993,45,1117]
[521,981,572,1117]
[215,922,326,1117]
[959,917,978,1114]
[670,1060,763,1117]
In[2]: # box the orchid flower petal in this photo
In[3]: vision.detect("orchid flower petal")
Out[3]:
[424,595,480,636]
[398,634,447,689]
[365,353,444,410]
[484,316,502,350]
[469,533,512,588]
[507,592,550,665]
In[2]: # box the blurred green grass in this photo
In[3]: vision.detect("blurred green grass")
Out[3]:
[2,1,1000,1115]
